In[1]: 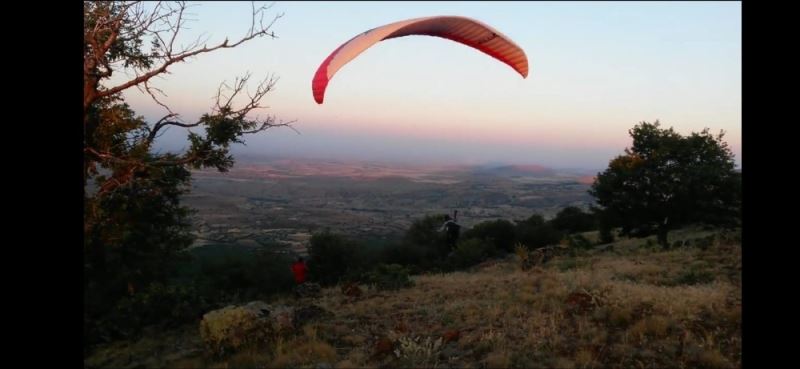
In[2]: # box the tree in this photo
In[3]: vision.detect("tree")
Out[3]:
[83,1,290,341]
[550,206,596,234]
[84,1,290,192]
[589,121,741,248]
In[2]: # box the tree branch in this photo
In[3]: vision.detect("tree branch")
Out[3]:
[94,3,283,104]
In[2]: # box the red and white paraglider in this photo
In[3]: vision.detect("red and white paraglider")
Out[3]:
[312,16,529,104]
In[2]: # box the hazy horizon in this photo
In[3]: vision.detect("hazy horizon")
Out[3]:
[209,150,605,174]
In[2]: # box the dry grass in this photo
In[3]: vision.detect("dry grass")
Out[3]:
[86,229,741,369]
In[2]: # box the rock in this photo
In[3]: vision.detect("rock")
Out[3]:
[315,362,333,369]
[242,301,272,315]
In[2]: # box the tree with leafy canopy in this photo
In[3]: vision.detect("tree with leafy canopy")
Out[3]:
[83,1,292,343]
[550,206,596,234]
[589,121,741,248]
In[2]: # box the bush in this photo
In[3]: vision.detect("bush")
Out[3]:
[514,243,533,271]
[404,214,450,259]
[88,282,208,343]
[189,246,295,302]
[340,238,389,283]
[381,242,429,270]
[551,206,596,234]
[463,219,516,253]
[516,214,563,248]
[364,264,414,291]
[381,215,454,272]
[308,231,359,286]
[449,238,493,269]
[200,301,278,357]
[85,245,295,351]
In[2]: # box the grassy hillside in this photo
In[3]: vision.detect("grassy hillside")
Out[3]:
[86,229,741,369]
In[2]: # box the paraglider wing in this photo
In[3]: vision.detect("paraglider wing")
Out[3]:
[312,16,529,104]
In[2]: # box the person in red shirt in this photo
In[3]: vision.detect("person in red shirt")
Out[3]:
[291,256,309,285]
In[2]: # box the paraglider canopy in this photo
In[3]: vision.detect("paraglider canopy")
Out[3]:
[312,15,529,104]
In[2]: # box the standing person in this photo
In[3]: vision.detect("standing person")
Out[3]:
[291,256,309,285]
[439,211,461,253]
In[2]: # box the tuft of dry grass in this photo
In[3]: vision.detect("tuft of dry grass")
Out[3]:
[269,324,338,367]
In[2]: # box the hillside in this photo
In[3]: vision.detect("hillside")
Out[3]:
[85,229,741,369]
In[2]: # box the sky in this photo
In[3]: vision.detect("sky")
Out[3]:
[112,1,742,171]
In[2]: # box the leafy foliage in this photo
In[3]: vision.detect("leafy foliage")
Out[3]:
[590,121,741,247]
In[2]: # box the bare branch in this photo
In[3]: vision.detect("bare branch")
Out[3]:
[212,73,279,119]
[142,80,175,116]
[224,74,252,112]
[166,1,186,55]
[242,118,299,135]
[208,72,297,136]
[94,2,282,104]
[249,2,257,39]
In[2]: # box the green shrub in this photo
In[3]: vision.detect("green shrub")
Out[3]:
[551,206,597,233]
[190,247,295,302]
[308,231,359,286]
[88,282,208,343]
[381,242,429,270]
[450,238,493,269]
[463,219,516,253]
[515,214,563,248]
